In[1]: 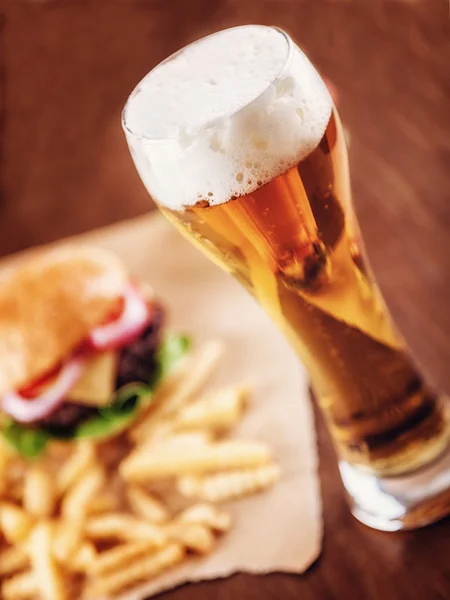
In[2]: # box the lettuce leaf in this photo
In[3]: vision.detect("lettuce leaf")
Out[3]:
[1,333,190,458]
[2,422,51,459]
[73,383,152,440]
[151,332,191,385]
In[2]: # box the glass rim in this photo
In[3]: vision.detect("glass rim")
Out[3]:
[121,24,294,144]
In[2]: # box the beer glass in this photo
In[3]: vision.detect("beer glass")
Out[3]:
[123,25,450,531]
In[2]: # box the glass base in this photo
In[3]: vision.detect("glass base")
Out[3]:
[340,444,450,531]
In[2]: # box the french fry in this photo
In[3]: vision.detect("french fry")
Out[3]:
[61,465,105,519]
[0,503,33,544]
[87,492,120,515]
[166,522,215,554]
[1,570,37,599]
[7,486,25,503]
[121,440,272,481]
[178,463,281,502]
[87,543,184,595]
[52,518,83,565]
[23,466,56,518]
[141,430,214,452]
[175,385,248,431]
[86,513,166,546]
[0,438,11,496]
[91,540,155,575]
[0,545,29,576]
[46,441,73,461]
[57,441,95,494]
[142,419,175,443]
[3,458,26,502]
[28,521,67,600]
[0,466,6,497]
[177,503,232,532]
[131,340,224,442]
[126,485,170,524]
[71,542,97,573]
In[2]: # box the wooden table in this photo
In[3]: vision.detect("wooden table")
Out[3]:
[1,1,449,598]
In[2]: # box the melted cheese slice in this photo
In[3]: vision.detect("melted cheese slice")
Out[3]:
[66,351,118,406]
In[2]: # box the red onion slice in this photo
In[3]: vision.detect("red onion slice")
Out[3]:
[2,357,86,424]
[87,286,151,351]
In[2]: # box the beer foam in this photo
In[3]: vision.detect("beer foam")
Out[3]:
[123,25,332,209]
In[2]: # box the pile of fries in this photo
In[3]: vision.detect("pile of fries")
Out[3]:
[0,341,280,599]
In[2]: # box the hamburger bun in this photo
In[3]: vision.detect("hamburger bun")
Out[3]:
[0,246,127,396]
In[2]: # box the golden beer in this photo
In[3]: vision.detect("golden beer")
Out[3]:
[124,25,450,528]
[161,109,449,475]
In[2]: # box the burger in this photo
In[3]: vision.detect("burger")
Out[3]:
[0,246,189,457]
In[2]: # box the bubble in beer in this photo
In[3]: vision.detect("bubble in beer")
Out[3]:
[123,25,332,209]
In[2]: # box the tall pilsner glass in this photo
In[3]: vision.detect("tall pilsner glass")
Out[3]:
[122,25,450,531]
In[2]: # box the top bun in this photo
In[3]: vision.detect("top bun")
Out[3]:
[0,246,127,396]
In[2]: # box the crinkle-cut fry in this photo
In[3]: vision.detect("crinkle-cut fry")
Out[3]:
[126,485,170,524]
[57,441,95,494]
[178,463,281,502]
[87,543,184,596]
[0,502,33,544]
[91,540,155,575]
[28,521,67,600]
[1,570,37,599]
[23,466,56,518]
[166,521,215,554]
[86,513,167,546]
[177,503,232,532]
[140,429,214,453]
[121,440,272,481]
[175,385,248,431]
[131,340,224,442]
[52,518,83,564]
[0,545,29,576]
[61,465,105,519]
[71,542,97,573]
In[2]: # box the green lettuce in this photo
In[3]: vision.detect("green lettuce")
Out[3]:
[2,422,51,459]
[1,333,190,458]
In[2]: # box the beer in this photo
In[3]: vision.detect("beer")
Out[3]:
[123,26,450,478]
[160,110,448,475]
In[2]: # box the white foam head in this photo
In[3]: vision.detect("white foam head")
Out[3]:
[123,25,332,209]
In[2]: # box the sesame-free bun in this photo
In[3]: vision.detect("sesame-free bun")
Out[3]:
[0,246,127,396]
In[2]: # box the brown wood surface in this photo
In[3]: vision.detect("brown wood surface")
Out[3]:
[1,1,450,598]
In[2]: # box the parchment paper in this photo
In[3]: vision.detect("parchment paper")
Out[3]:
[1,214,322,597]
